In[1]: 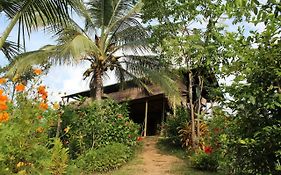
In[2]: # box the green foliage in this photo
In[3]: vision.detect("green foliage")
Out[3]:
[58,100,140,158]
[221,1,281,174]
[0,92,63,174]
[190,150,219,172]
[76,143,133,173]
[48,138,69,175]
[164,106,189,146]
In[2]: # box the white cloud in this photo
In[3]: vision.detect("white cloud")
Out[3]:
[42,62,89,102]
[43,62,118,102]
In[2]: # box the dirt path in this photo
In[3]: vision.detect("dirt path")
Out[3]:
[130,137,184,175]
[136,137,183,175]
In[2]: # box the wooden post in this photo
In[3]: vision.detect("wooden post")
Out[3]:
[160,97,165,136]
[144,100,148,137]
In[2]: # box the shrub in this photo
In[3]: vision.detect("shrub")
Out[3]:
[76,143,132,172]
[164,106,189,146]
[58,100,140,158]
[0,73,68,174]
[48,138,69,175]
[190,149,219,172]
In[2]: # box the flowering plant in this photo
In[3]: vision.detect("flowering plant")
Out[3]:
[0,68,67,174]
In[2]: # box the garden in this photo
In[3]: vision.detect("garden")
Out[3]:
[0,0,280,175]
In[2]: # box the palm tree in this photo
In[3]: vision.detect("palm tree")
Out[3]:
[0,0,82,51]
[8,0,180,101]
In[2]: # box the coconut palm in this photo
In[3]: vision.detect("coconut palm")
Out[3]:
[0,0,82,51]
[8,0,179,101]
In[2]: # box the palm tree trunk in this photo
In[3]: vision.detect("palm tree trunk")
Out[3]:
[90,68,103,100]
[0,12,21,50]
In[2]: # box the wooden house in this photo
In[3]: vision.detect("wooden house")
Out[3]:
[62,72,219,136]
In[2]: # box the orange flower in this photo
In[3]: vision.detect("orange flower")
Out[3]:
[39,102,48,110]
[0,101,8,111]
[0,78,7,84]
[38,85,48,100]
[42,94,48,100]
[15,83,25,92]
[37,116,43,120]
[0,95,8,102]
[37,85,46,94]
[33,69,42,75]
[0,89,3,95]
[36,127,44,133]
[0,112,9,122]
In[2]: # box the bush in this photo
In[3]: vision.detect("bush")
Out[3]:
[76,143,132,172]
[164,106,189,146]
[58,100,140,158]
[0,73,68,174]
[190,149,219,172]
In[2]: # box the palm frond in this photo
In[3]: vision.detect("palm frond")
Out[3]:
[143,68,182,106]
[1,0,82,49]
[86,0,135,29]
[0,0,21,17]
[114,61,131,89]
[112,19,149,46]
[123,55,162,75]
[113,63,152,93]
[55,28,100,62]
[118,55,181,105]
[1,40,22,61]
[87,0,114,28]
[5,45,56,77]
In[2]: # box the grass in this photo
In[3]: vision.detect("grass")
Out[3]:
[97,142,144,175]
[98,156,144,175]
[156,137,188,159]
[156,137,221,175]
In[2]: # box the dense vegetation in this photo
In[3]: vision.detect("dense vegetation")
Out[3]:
[0,0,280,174]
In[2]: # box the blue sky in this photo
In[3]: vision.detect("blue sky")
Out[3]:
[0,14,116,102]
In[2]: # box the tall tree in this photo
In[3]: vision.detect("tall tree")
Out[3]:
[142,0,227,149]
[8,0,179,101]
[221,0,281,173]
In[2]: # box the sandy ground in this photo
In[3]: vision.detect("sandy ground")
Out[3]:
[131,137,183,175]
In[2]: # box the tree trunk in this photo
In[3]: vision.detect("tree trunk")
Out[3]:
[188,70,196,149]
[196,76,204,140]
[0,12,21,49]
[90,68,103,100]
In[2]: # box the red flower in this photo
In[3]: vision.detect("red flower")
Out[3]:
[214,128,220,134]
[137,136,143,142]
[204,146,213,154]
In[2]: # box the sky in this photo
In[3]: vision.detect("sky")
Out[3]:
[0,14,117,102]
[0,7,266,103]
